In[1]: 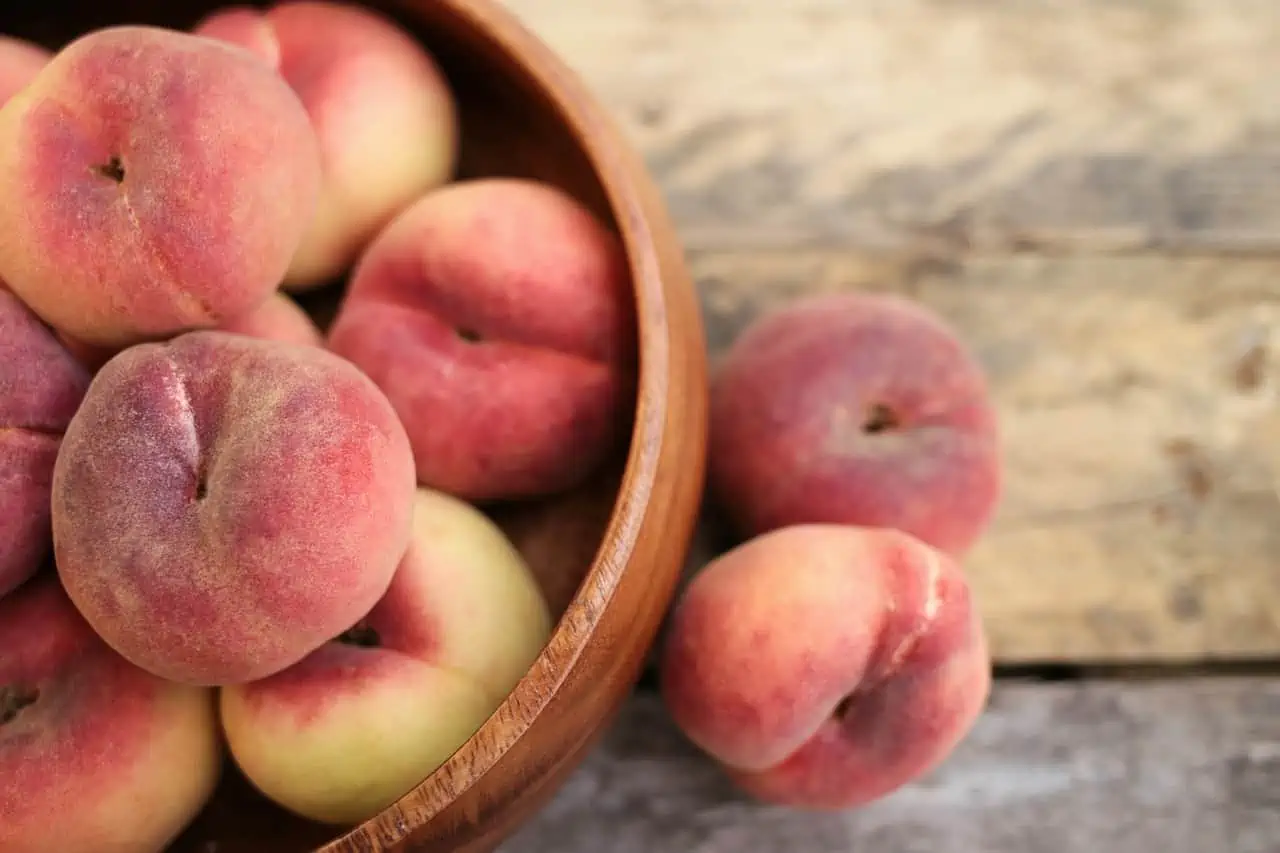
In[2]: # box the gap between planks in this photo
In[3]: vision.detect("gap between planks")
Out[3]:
[501,678,1280,853]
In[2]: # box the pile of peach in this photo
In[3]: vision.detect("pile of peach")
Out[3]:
[661,291,1001,810]
[0,5,633,851]
[0,3,1002,852]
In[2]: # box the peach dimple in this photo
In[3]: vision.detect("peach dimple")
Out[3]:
[327,178,638,501]
[659,524,991,809]
[0,25,321,347]
[709,292,1002,557]
[51,330,416,686]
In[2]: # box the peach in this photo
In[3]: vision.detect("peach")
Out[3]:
[219,290,324,348]
[0,25,322,348]
[328,178,638,502]
[220,487,553,826]
[0,35,50,104]
[56,333,117,375]
[195,1,459,289]
[660,524,991,810]
[0,287,90,598]
[0,575,222,852]
[51,330,416,686]
[708,292,1001,557]
[59,291,323,374]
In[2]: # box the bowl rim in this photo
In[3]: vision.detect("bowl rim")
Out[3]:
[324,0,683,849]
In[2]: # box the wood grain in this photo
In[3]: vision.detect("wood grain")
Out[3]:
[502,679,1280,853]
[671,251,1280,664]
[505,0,1280,252]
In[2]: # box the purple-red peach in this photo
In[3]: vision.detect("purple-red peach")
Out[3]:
[195,1,459,289]
[0,287,90,598]
[0,25,322,347]
[0,575,222,852]
[52,330,416,687]
[660,524,991,809]
[327,178,638,502]
[708,292,1001,557]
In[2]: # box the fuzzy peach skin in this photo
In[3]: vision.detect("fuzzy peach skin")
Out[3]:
[708,292,1001,558]
[219,290,324,348]
[0,25,322,348]
[659,524,991,810]
[0,35,50,104]
[328,178,638,502]
[0,288,90,598]
[195,1,459,290]
[0,575,223,853]
[220,487,553,826]
[60,291,323,374]
[52,330,417,687]
[193,6,282,67]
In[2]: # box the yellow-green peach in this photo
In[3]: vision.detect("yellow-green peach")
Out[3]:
[196,1,458,289]
[220,487,553,825]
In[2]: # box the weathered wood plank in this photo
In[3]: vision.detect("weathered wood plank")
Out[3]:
[675,251,1280,664]
[505,0,1280,252]
[502,679,1280,853]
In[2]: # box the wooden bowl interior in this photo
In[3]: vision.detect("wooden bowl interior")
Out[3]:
[2,2,643,851]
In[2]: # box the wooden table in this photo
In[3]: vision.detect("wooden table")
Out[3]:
[496,2,1280,849]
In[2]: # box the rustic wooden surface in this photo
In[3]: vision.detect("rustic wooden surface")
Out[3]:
[500,680,1280,852]
[503,0,1280,254]
[482,4,1280,851]
[503,0,1280,665]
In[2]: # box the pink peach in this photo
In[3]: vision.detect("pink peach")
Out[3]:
[0,25,322,347]
[52,330,416,686]
[327,178,638,502]
[709,292,1001,557]
[660,524,991,809]
[0,575,222,852]
[0,35,50,104]
[219,290,324,348]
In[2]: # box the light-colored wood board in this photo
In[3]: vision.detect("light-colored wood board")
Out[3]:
[501,679,1280,853]
[671,251,1280,664]
[505,0,1280,252]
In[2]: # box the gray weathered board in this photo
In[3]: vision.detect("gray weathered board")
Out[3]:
[500,680,1280,853]
[503,0,1280,664]
[505,0,1280,254]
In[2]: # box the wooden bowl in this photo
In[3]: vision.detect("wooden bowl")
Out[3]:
[3,1,709,850]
